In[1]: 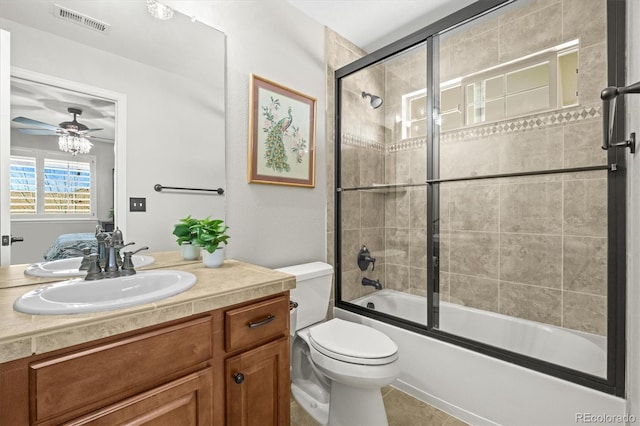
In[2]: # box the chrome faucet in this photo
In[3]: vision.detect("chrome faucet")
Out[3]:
[362,277,383,290]
[84,226,147,280]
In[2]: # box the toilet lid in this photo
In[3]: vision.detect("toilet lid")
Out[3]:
[309,318,398,365]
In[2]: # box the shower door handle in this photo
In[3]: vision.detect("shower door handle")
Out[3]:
[600,81,640,152]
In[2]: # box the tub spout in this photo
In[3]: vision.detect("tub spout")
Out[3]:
[362,277,383,290]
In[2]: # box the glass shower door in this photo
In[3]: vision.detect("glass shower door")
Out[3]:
[432,0,611,378]
[337,42,429,327]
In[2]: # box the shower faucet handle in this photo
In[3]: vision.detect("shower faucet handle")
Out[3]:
[357,245,376,271]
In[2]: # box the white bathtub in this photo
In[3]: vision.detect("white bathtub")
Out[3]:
[353,289,606,377]
[336,289,626,426]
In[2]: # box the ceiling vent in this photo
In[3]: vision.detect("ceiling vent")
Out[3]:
[53,4,111,34]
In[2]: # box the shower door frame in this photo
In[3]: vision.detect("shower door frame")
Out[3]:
[334,0,627,396]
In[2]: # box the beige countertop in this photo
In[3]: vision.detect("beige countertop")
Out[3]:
[0,251,295,363]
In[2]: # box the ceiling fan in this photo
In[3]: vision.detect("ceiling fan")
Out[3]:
[12,107,108,140]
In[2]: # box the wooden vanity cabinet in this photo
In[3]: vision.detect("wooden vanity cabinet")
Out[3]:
[0,292,290,426]
[219,294,290,426]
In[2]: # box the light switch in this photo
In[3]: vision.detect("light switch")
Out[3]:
[129,197,146,212]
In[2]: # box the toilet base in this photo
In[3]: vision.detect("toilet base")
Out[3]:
[328,381,389,426]
[292,381,329,425]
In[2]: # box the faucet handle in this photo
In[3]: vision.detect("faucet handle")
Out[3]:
[120,247,149,276]
[129,246,149,256]
[357,245,376,271]
[78,248,93,271]
[84,254,103,280]
[120,252,137,276]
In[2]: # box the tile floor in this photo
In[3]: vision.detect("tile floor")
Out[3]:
[290,386,468,426]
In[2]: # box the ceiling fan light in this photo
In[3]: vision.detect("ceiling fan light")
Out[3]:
[59,135,93,156]
[146,0,174,20]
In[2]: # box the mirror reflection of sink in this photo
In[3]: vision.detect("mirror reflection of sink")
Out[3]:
[24,255,155,278]
[13,270,196,315]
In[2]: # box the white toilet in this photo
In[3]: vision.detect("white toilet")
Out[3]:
[278,262,400,426]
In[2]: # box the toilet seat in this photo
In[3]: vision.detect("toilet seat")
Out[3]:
[309,318,398,365]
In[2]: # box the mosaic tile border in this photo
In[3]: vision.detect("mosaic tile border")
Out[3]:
[388,137,426,153]
[342,105,601,154]
[341,133,385,152]
[441,105,601,143]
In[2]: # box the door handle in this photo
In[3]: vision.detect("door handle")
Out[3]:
[2,236,24,246]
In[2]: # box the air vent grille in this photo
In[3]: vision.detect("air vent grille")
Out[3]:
[53,4,111,34]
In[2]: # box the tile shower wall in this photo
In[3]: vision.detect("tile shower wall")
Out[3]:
[436,0,608,335]
[325,29,385,304]
[329,0,608,336]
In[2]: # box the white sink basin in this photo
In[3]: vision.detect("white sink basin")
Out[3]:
[14,270,196,315]
[24,255,155,278]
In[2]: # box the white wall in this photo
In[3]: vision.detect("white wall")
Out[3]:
[170,0,327,268]
[626,0,640,419]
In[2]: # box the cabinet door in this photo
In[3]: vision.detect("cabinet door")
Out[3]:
[225,337,289,426]
[64,368,213,426]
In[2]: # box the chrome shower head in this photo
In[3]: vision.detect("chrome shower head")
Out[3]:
[362,91,383,109]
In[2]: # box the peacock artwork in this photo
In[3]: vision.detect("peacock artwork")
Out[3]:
[249,74,316,187]
[261,96,307,173]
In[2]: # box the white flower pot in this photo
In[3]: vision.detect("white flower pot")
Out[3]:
[202,246,224,268]
[181,243,200,260]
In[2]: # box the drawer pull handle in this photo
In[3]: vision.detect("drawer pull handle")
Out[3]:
[248,315,275,329]
[234,372,245,384]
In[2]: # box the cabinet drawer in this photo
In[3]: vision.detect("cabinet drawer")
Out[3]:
[225,295,288,352]
[64,368,213,426]
[30,316,212,423]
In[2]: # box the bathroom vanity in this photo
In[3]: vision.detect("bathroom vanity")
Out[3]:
[0,252,294,425]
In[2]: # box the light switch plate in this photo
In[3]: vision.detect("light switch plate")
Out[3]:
[129,197,146,212]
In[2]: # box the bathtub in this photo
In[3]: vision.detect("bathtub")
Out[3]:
[335,289,626,425]
[352,289,606,377]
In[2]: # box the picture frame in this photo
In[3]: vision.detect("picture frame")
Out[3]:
[248,74,316,187]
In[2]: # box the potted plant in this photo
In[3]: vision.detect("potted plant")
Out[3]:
[191,217,230,268]
[172,215,200,260]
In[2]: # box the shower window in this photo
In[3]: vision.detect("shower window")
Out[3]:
[460,42,578,126]
[404,90,428,138]
[335,0,625,396]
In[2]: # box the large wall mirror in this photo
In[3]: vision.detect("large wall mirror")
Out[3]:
[0,0,226,266]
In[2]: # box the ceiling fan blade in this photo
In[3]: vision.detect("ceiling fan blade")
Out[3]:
[12,116,60,131]
[17,128,60,136]
[78,128,104,134]
[85,134,114,142]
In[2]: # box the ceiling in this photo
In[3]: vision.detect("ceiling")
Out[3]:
[10,78,116,143]
[287,0,476,52]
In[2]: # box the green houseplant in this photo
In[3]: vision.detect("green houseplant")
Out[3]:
[172,215,199,245]
[173,216,230,266]
[172,215,201,260]
[191,217,230,253]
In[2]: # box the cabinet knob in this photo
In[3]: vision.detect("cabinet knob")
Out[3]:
[234,372,245,384]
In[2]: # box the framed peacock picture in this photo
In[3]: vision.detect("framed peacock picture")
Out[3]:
[248,74,316,187]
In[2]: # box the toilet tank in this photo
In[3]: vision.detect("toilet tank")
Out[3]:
[276,262,333,331]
